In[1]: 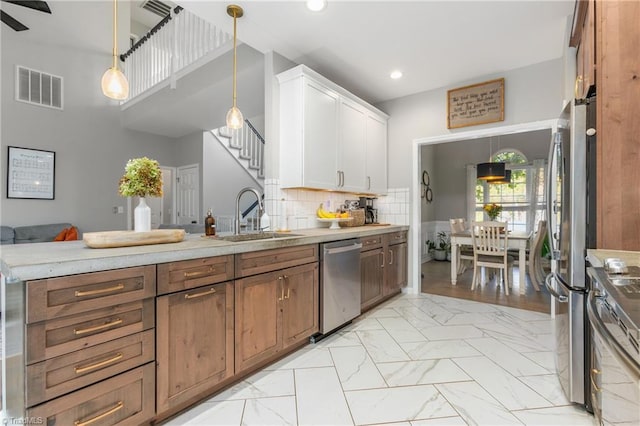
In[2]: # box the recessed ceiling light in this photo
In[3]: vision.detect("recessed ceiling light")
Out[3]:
[306,0,327,12]
[390,70,403,79]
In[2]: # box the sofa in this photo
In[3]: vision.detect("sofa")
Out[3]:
[0,223,75,244]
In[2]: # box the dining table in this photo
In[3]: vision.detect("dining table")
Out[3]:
[450,230,532,294]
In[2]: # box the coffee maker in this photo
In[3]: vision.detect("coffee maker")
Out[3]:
[359,196,377,224]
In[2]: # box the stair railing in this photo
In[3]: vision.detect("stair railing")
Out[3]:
[120,6,231,101]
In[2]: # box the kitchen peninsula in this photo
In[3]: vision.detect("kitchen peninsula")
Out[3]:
[1,225,408,424]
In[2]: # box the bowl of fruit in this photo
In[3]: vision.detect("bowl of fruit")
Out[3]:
[316,203,352,229]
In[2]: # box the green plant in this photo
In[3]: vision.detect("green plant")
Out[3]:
[118,157,163,198]
[436,231,451,252]
[426,240,436,251]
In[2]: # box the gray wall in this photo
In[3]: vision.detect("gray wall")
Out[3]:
[1,33,177,232]
[376,58,565,190]
[426,129,551,221]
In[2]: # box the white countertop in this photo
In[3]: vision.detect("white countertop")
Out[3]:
[587,249,640,268]
[0,225,408,281]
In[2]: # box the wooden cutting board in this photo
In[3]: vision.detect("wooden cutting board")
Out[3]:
[83,229,185,248]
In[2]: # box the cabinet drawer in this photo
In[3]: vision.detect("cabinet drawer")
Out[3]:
[387,231,407,245]
[360,235,383,250]
[27,363,155,426]
[157,255,234,295]
[27,265,156,323]
[27,330,155,407]
[27,299,155,364]
[235,245,318,278]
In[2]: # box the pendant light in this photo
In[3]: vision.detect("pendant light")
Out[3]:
[226,5,244,129]
[101,0,129,100]
[491,169,512,184]
[477,136,506,181]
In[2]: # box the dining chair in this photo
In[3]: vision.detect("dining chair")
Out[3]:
[527,220,547,292]
[449,218,473,274]
[470,221,514,295]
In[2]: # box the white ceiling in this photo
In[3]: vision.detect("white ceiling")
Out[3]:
[181,0,575,104]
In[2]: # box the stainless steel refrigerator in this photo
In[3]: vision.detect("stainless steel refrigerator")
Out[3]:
[545,96,596,409]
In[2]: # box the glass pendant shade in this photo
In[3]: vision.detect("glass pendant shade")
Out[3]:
[101,67,129,100]
[477,162,506,181]
[226,106,244,129]
[491,169,512,184]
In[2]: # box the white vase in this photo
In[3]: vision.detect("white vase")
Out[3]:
[134,197,151,232]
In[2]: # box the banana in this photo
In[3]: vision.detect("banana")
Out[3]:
[316,203,336,219]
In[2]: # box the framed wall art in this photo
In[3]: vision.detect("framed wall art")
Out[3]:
[447,78,504,129]
[7,146,55,199]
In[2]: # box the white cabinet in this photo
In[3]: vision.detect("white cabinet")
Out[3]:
[365,113,387,195]
[278,65,388,194]
[338,97,367,192]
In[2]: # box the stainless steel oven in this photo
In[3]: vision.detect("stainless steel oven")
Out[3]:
[587,266,640,425]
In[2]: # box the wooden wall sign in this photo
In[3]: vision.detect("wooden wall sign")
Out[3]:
[447,78,505,129]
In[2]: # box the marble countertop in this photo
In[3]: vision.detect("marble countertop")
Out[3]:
[0,225,408,281]
[587,249,640,268]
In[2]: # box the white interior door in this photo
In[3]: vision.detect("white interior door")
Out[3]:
[177,164,199,225]
[148,196,163,229]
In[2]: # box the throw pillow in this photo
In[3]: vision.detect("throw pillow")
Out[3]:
[54,227,68,241]
[65,226,78,241]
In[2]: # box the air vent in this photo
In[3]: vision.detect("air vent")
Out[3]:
[15,66,63,110]
[141,0,171,18]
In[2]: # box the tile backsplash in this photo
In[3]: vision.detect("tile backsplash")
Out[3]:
[263,179,409,231]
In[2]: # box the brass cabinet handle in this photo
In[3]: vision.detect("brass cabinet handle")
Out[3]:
[184,266,215,278]
[74,401,124,426]
[75,283,124,297]
[380,251,385,268]
[184,287,216,299]
[75,352,123,374]
[278,276,284,301]
[389,249,394,265]
[74,318,123,335]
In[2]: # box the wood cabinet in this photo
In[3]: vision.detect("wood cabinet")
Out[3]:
[594,0,640,250]
[361,231,408,311]
[571,0,596,99]
[360,246,385,311]
[278,64,389,194]
[24,266,156,424]
[156,281,234,413]
[385,237,408,296]
[235,262,318,373]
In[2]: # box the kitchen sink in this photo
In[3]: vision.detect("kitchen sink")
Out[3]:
[216,232,303,242]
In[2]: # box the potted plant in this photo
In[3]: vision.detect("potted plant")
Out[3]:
[427,231,450,261]
[119,157,163,232]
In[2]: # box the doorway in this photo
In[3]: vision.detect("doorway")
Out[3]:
[412,120,558,311]
[177,164,200,225]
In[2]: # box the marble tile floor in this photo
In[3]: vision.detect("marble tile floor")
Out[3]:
[163,293,595,426]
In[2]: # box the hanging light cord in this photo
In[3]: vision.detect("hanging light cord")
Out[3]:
[112,0,118,69]
[232,8,238,108]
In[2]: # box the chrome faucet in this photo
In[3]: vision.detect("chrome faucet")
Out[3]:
[234,187,264,235]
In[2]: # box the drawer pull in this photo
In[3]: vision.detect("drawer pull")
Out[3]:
[74,318,123,335]
[74,352,123,374]
[184,267,215,278]
[75,283,125,297]
[75,401,123,426]
[184,288,217,299]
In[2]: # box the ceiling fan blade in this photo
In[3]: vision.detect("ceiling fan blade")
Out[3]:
[0,10,28,31]
[2,1,51,14]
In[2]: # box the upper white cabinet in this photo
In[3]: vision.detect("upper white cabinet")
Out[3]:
[277,65,388,194]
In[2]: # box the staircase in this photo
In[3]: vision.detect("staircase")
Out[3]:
[211,119,265,186]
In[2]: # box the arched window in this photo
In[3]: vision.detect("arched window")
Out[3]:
[471,149,545,233]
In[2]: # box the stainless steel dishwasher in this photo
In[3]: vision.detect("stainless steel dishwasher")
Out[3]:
[317,239,363,338]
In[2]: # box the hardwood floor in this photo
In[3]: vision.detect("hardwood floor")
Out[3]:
[421,260,551,314]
